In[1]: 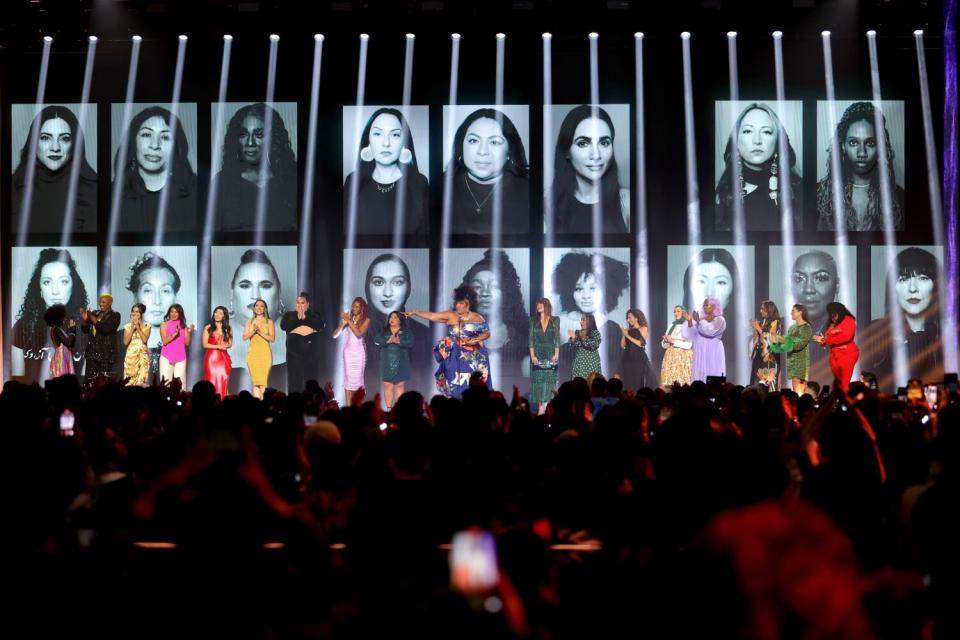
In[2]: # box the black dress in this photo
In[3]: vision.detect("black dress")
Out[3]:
[449,171,529,234]
[554,194,627,234]
[12,164,97,233]
[118,177,198,232]
[620,327,655,391]
[345,170,429,236]
[216,170,297,232]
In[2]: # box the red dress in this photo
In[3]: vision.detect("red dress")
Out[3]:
[204,332,232,399]
[824,315,859,392]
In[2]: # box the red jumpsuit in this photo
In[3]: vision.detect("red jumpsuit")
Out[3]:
[824,315,859,392]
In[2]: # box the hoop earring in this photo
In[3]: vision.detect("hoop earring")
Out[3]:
[399,148,413,164]
[360,146,374,162]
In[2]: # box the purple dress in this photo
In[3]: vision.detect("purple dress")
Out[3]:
[682,316,727,382]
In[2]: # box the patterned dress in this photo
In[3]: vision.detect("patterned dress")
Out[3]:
[660,322,693,387]
[123,323,150,386]
[434,320,492,399]
[529,316,561,405]
[769,323,813,382]
[570,329,602,379]
[49,326,77,378]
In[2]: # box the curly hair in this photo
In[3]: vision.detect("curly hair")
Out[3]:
[552,251,629,314]
[15,248,89,350]
[115,105,195,198]
[450,108,529,178]
[452,282,479,312]
[126,252,182,298]
[462,249,528,340]
[221,103,296,181]
[817,101,903,230]
[715,103,802,230]
[826,301,854,327]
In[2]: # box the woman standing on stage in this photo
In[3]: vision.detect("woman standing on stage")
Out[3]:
[203,305,233,399]
[770,303,813,396]
[661,305,693,388]
[243,298,275,400]
[750,300,783,390]
[569,313,602,380]
[813,302,859,393]
[122,303,151,386]
[683,297,726,383]
[407,284,491,399]
[372,311,414,410]
[334,297,370,405]
[529,297,561,415]
[619,308,655,391]
[159,303,193,388]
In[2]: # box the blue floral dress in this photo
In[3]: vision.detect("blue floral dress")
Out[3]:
[434,320,492,398]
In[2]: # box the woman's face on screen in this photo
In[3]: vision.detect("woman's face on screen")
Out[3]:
[791,253,838,322]
[367,259,409,316]
[690,261,733,312]
[574,272,603,315]
[137,267,178,326]
[238,113,265,166]
[843,119,878,177]
[568,117,614,182]
[233,262,279,321]
[39,261,73,307]
[462,117,508,182]
[736,108,777,170]
[896,270,934,317]
[368,113,404,167]
[469,270,502,316]
[136,115,173,174]
[37,117,73,172]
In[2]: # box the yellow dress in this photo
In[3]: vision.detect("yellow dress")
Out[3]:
[123,323,150,386]
[247,321,273,387]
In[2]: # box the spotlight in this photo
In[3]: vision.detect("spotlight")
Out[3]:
[680,31,691,39]
[866,29,877,37]
[914,29,924,36]
[588,32,599,40]
[178,35,188,41]
[406,33,415,39]
[634,32,644,39]
[223,34,233,41]
[821,30,831,37]
[727,31,737,38]
[132,35,142,42]
[496,32,506,40]
[270,34,280,42]
[772,30,783,38]
[88,35,98,43]
[43,36,53,43]
[451,33,461,40]
[360,33,370,40]
[315,34,324,41]
[542,32,552,39]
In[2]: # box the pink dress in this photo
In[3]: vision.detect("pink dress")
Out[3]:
[343,327,367,391]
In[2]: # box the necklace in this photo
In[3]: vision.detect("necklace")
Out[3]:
[464,175,498,214]
[852,182,870,189]
[376,180,397,194]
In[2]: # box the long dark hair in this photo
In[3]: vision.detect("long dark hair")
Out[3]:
[13,105,96,186]
[462,249,527,342]
[715,103,802,230]
[449,108,529,179]
[553,105,623,222]
[364,253,412,322]
[207,305,233,341]
[221,103,296,181]
[581,313,599,334]
[759,300,782,334]
[15,248,89,350]
[826,302,853,327]
[817,101,903,230]
[353,107,422,183]
[885,247,939,330]
[115,105,195,198]
[384,310,406,334]
[165,303,187,326]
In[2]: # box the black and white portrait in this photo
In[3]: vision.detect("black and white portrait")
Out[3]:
[862,246,943,390]
[213,102,298,232]
[9,246,97,384]
[111,103,198,233]
[343,105,429,236]
[111,246,197,379]
[442,105,530,235]
[443,249,531,393]
[342,248,431,394]
[547,104,630,234]
[666,245,755,383]
[10,104,98,234]
[211,246,297,392]
[816,100,905,231]
[714,101,803,231]
[544,247,630,380]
